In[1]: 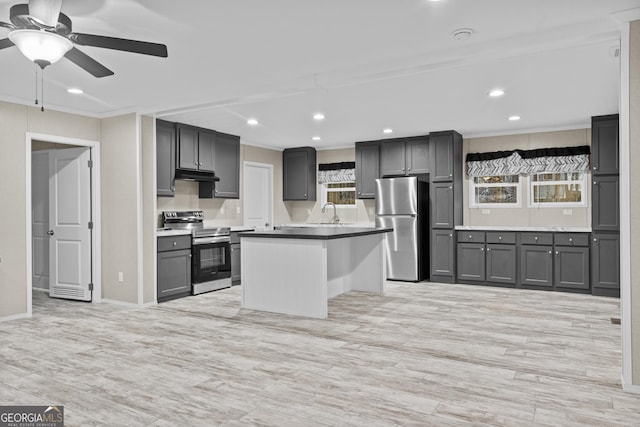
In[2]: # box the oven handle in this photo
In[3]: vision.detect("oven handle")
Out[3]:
[193,236,231,245]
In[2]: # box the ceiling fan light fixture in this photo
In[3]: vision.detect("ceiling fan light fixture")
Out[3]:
[8,29,72,66]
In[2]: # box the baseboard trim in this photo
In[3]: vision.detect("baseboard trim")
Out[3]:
[101,298,144,308]
[622,382,640,395]
[0,312,30,323]
[32,287,49,293]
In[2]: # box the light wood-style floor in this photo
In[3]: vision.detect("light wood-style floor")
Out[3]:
[1,282,638,426]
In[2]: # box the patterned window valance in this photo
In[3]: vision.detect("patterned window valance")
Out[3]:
[318,162,356,183]
[466,146,591,177]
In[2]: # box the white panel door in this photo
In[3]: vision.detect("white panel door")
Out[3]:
[243,162,273,230]
[49,147,92,301]
[32,150,50,290]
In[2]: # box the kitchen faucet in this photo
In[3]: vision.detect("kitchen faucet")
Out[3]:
[321,202,340,224]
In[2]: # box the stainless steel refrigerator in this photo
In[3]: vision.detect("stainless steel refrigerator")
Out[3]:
[375,176,429,281]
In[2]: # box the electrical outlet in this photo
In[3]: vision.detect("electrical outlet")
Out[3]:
[236,206,240,214]
[118,272,124,283]
[563,209,573,215]
[482,209,491,215]
[307,209,312,214]
[220,207,225,215]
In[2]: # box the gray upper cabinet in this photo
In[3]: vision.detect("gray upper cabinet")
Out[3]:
[380,140,407,176]
[591,232,620,296]
[430,131,462,182]
[591,115,619,175]
[283,147,317,201]
[355,141,379,199]
[592,175,620,231]
[213,132,240,199]
[156,119,176,197]
[379,137,429,177]
[177,124,215,173]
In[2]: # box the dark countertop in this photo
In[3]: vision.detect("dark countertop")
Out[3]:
[238,226,393,240]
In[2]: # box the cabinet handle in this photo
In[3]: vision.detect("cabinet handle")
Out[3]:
[304,194,307,197]
[449,174,452,177]
[449,186,453,190]
[171,186,175,191]
[480,247,484,252]
[449,234,453,237]
[534,236,538,241]
[548,250,552,255]
[486,248,490,252]
[358,191,361,195]
[593,238,598,242]
[593,181,597,185]
[593,166,597,170]
[569,238,573,242]
[498,236,502,240]
[173,241,177,246]
[408,168,411,171]
[189,254,192,258]
[215,190,218,194]
[555,251,559,255]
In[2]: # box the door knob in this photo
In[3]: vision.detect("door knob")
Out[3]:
[47,230,55,236]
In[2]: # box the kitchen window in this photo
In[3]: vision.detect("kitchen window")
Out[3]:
[529,172,586,207]
[469,175,521,207]
[321,182,356,207]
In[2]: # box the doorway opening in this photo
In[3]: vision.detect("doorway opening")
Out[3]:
[27,133,102,316]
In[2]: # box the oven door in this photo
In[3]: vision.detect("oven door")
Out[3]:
[192,238,231,284]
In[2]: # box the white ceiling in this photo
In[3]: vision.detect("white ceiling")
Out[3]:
[0,0,638,149]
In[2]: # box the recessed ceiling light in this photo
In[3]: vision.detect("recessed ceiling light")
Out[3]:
[312,136,321,141]
[383,128,393,134]
[67,88,83,94]
[508,115,521,121]
[247,118,259,126]
[313,113,325,121]
[489,89,504,97]
[452,28,474,41]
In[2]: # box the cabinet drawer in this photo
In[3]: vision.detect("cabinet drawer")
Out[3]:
[554,233,589,247]
[457,231,485,243]
[518,232,553,246]
[486,232,516,244]
[158,235,191,252]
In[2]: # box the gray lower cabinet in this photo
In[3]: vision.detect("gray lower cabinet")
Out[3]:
[231,243,241,284]
[157,235,192,302]
[554,246,589,290]
[431,229,455,281]
[519,245,554,287]
[591,232,620,297]
[457,243,485,282]
[486,244,517,285]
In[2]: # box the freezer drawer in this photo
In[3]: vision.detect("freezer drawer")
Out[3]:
[376,215,419,281]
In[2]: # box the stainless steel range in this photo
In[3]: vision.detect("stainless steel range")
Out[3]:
[162,210,232,294]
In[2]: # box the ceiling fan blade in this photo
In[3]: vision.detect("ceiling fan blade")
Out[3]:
[64,47,114,78]
[0,38,15,50]
[28,0,63,28]
[0,21,15,30]
[70,32,168,57]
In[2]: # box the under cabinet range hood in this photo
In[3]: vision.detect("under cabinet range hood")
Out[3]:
[174,169,220,182]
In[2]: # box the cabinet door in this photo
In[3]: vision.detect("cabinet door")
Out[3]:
[457,243,485,282]
[406,138,430,175]
[431,230,454,278]
[198,130,216,172]
[156,120,175,197]
[213,132,240,199]
[157,249,191,301]
[591,233,620,291]
[592,175,619,231]
[355,142,379,199]
[431,182,454,228]
[177,125,199,170]
[284,149,313,200]
[430,134,453,181]
[592,116,619,174]
[554,246,589,290]
[380,141,406,176]
[231,243,241,284]
[519,245,553,287]
[486,244,516,284]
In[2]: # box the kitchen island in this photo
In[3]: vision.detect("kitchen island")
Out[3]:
[238,227,392,319]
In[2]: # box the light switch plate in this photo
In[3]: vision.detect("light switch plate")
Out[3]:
[563,209,573,215]
[482,209,491,215]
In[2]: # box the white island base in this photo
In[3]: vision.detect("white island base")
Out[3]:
[240,229,389,319]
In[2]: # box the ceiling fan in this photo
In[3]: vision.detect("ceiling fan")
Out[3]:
[0,0,168,77]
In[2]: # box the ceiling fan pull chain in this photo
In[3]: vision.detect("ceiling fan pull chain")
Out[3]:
[34,64,38,106]
[41,67,44,112]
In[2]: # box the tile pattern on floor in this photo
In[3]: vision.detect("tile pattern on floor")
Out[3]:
[0,282,637,426]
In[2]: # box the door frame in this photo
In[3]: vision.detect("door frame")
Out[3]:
[25,132,102,315]
[243,161,274,229]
